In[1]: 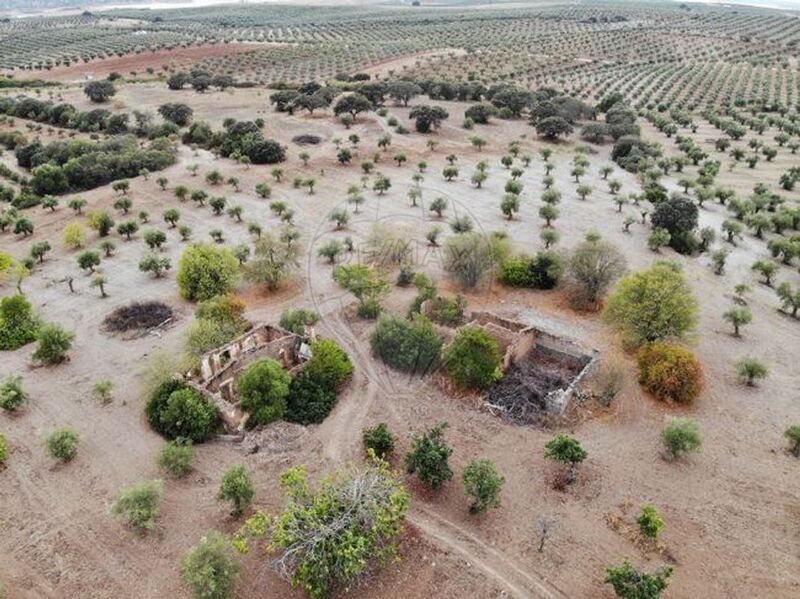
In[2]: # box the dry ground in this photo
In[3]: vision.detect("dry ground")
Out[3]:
[1,83,799,599]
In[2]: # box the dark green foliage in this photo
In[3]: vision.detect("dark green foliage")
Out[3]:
[362,423,395,459]
[279,308,319,335]
[406,423,453,490]
[443,326,501,390]
[236,359,291,426]
[499,251,563,289]
[0,294,39,350]
[463,459,504,513]
[369,314,442,375]
[145,380,219,442]
[285,372,336,425]
[301,339,353,392]
[0,375,28,411]
[604,559,673,599]
[181,531,241,599]
[44,427,79,462]
[32,323,73,364]
[218,465,254,516]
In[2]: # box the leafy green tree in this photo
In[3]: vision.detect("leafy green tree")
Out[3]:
[177,245,238,302]
[32,324,74,365]
[776,282,800,317]
[362,423,395,459]
[0,294,39,350]
[159,440,193,478]
[112,480,163,531]
[218,465,254,516]
[637,505,664,539]
[139,253,171,278]
[181,531,241,599]
[723,306,752,337]
[463,459,504,513]
[236,359,291,426]
[661,417,702,461]
[604,263,698,345]
[751,260,778,286]
[233,462,409,599]
[604,559,673,599]
[406,423,453,490]
[443,326,501,390]
[567,236,626,310]
[84,80,116,103]
[44,427,79,462]
[146,380,219,442]
[244,233,299,291]
[544,434,587,485]
[0,375,28,411]
[736,358,768,386]
[369,314,442,374]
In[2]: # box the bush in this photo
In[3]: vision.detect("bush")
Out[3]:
[637,505,664,539]
[661,417,702,461]
[285,371,337,425]
[177,244,239,302]
[499,251,564,289]
[158,440,193,477]
[0,375,28,411]
[0,294,39,350]
[362,423,395,459]
[637,342,702,404]
[195,294,247,329]
[604,263,698,345]
[444,232,510,288]
[369,314,442,374]
[650,195,698,254]
[0,433,7,467]
[32,323,74,364]
[218,464,254,516]
[181,531,241,599]
[279,308,319,335]
[112,480,163,531]
[185,317,242,357]
[145,380,219,442]
[462,459,504,513]
[236,359,291,426]
[44,427,79,462]
[405,423,453,490]
[232,462,409,599]
[736,358,768,386]
[443,326,501,390]
[302,339,353,392]
[604,559,672,598]
[544,434,587,484]
[428,295,466,326]
[785,426,800,457]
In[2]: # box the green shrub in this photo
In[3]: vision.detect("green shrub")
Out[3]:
[218,465,254,516]
[145,380,219,442]
[544,434,587,484]
[32,323,74,364]
[195,294,247,329]
[428,295,466,326]
[181,531,241,599]
[302,338,353,392]
[158,440,193,477]
[369,314,442,374]
[637,505,664,539]
[44,427,79,462]
[0,375,28,411]
[637,343,702,403]
[0,433,8,467]
[443,326,501,390]
[499,251,563,289]
[406,423,453,490]
[285,371,337,425]
[661,417,702,461]
[177,244,239,302]
[0,294,39,350]
[185,318,242,357]
[604,263,698,345]
[463,458,504,513]
[362,423,395,459]
[736,358,768,386]
[279,308,319,335]
[236,358,291,426]
[112,480,163,531]
[604,559,672,598]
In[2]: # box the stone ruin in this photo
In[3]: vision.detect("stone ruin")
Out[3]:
[183,323,312,430]
[468,311,599,424]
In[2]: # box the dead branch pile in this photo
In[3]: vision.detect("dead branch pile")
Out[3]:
[103,301,174,333]
[485,359,571,425]
[292,134,321,145]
